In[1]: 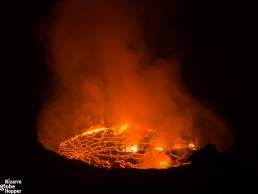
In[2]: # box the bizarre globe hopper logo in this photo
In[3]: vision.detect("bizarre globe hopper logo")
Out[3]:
[58,124,197,169]
[0,185,4,191]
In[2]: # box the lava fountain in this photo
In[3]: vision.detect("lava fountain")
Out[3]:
[37,0,234,169]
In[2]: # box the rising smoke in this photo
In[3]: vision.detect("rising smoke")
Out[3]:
[37,0,234,152]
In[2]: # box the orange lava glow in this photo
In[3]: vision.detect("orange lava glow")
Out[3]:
[58,124,197,169]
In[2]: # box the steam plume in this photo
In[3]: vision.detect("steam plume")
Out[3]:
[37,0,234,151]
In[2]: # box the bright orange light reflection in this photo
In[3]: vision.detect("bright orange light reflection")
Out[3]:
[58,124,198,168]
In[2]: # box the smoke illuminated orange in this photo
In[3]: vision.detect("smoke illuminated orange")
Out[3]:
[58,124,197,169]
[37,0,235,163]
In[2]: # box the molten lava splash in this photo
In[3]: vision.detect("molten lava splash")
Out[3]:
[58,124,197,169]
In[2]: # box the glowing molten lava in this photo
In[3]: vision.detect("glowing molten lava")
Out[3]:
[58,124,197,169]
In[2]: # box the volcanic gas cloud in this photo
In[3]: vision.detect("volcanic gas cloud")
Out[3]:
[37,0,234,169]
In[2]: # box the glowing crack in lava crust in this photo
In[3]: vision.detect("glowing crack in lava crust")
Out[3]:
[58,124,197,169]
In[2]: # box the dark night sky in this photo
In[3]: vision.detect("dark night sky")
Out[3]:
[2,0,256,158]
[4,0,255,146]
[2,0,257,193]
